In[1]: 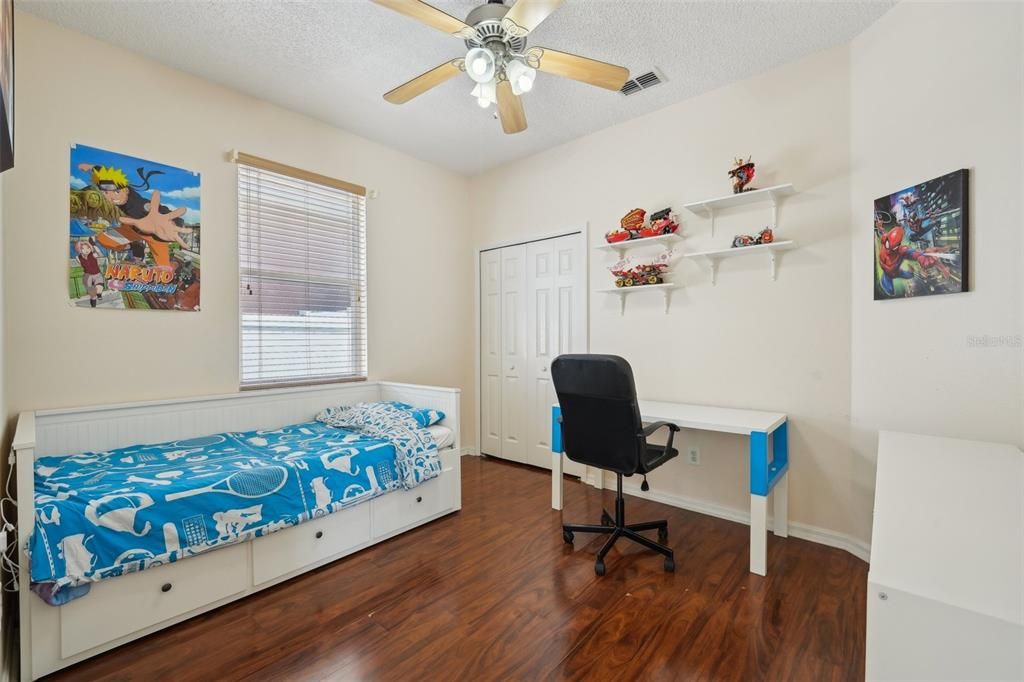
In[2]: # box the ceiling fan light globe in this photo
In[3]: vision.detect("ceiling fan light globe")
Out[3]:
[471,79,497,107]
[505,58,537,96]
[465,47,496,84]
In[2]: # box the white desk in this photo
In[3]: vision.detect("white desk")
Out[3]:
[551,399,789,575]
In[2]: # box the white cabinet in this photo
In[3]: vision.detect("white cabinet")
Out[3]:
[480,234,585,476]
[867,431,1024,681]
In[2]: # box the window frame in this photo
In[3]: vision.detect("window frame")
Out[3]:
[235,152,368,390]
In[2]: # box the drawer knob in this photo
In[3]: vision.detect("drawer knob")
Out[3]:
[161,583,172,593]
[315,530,324,539]
[416,496,423,503]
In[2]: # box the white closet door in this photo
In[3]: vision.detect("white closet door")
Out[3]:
[526,240,556,469]
[499,245,528,463]
[479,250,503,457]
[526,234,586,475]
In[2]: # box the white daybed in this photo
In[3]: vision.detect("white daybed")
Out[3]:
[13,381,462,680]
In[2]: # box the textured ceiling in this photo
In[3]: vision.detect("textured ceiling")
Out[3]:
[22,0,894,175]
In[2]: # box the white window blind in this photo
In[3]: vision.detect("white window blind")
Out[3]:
[238,154,367,388]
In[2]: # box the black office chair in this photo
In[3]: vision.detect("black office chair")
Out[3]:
[551,354,679,576]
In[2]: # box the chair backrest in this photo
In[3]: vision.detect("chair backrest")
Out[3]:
[550,354,645,476]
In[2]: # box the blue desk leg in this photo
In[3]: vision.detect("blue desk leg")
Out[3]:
[551,406,564,511]
[772,422,789,538]
[749,420,790,575]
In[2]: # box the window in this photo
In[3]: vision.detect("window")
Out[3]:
[237,153,367,388]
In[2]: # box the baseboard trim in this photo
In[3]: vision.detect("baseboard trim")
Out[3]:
[460,447,478,457]
[619,482,871,564]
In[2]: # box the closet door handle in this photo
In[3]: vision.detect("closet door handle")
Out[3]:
[315,531,324,539]
[161,583,172,593]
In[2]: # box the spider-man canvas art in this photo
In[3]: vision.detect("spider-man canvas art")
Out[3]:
[873,169,968,300]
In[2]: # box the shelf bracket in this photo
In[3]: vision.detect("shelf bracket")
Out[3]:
[709,257,720,286]
[617,292,626,316]
[707,206,716,236]
[769,251,778,281]
[662,288,672,314]
[768,190,784,229]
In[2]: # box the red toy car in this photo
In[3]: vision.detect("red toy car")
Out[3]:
[638,216,679,238]
[605,228,632,244]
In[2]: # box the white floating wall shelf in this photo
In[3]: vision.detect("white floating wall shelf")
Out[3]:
[682,183,796,235]
[683,241,796,284]
[593,233,682,258]
[597,282,679,315]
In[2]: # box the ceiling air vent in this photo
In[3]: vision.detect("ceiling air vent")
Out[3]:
[619,68,666,96]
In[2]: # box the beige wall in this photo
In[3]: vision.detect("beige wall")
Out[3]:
[471,46,859,541]
[469,2,1024,547]
[3,14,475,441]
[848,1,1024,541]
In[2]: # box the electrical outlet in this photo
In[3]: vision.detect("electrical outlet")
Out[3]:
[687,446,700,465]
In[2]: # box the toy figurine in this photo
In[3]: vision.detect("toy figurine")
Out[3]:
[728,156,756,194]
[731,227,775,248]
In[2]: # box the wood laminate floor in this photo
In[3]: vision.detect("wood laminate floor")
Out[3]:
[45,456,867,681]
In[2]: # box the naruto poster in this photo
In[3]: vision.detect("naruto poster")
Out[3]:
[69,143,201,311]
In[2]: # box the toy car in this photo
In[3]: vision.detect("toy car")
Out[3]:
[634,263,668,285]
[611,267,636,287]
[732,227,775,248]
[605,228,632,244]
[639,216,679,238]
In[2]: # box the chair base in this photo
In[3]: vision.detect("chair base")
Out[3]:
[561,475,675,576]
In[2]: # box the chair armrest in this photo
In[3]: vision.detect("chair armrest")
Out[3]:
[642,421,680,453]
[642,421,680,437]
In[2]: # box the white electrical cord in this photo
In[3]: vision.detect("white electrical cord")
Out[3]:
[0,452,20,592]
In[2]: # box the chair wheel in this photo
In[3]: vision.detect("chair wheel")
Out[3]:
[658,528,668,543]
[664,556,675,573]
[562,530,574,544]
[595,560,606,576]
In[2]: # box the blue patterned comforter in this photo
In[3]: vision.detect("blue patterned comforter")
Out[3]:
[30,415,440,604]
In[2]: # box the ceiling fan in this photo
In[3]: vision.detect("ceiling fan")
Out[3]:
[372,0,630,134]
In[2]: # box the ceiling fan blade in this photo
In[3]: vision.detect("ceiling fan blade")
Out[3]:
[384,60,465,104]
[528,47,629,91]
[496,79,527,134]
[372,0,478,39]
[501,0,563,38]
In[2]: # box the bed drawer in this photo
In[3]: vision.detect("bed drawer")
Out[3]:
[60,542,248,658]
[372,472,456,538]
[251,502,371,586]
